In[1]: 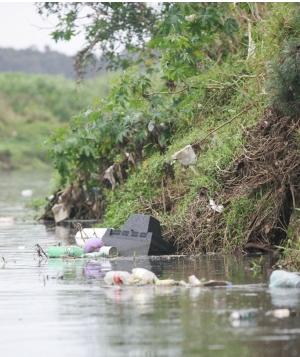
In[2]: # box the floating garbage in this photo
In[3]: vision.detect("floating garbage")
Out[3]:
[203,280,231,287]
[0,216,14,226]
[132,268,158,285]
[104,271,134,285]
[74,214,174,257]
[269,270,300,288]
[103,268,232,288]
[155,279,178,286]
[189,275,202,286]
[85,246,118,258]
[267,309,290,319]
[46,245,118,259]
[83,238,104,253]
[75,228,109,247]
[21,189,33,198]
[47,246,84,258]
[230,309,258,321]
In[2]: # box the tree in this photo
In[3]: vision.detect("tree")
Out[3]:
[37,2,159,76]
[38,3,240,80]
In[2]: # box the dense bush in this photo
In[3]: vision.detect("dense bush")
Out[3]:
[47,3,246,186]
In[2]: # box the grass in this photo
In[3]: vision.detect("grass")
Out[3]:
[100,55,268,235]
[0,71,117,170]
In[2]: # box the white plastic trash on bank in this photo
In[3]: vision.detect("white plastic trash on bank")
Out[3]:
[269,270,300,288]
[171,145,197,167]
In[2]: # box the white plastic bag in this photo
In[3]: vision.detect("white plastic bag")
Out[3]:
[131,268,158,285]
[269,270,300,288]
[104,271,134,285]
[172,145,197,166]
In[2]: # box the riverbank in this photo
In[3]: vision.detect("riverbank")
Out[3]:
[40,4,300,267]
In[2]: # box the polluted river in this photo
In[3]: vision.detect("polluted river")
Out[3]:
[1,171,300,357]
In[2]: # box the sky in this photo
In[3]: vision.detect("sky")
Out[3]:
[0,2,84,55]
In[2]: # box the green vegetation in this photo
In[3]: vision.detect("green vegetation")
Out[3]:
[42,3,300,257]
[0,71,116,170]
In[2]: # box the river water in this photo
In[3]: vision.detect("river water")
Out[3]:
[1,171,300,357]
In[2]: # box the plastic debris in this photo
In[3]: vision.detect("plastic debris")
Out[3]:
[103,268,232,288]
[203,280,231,287]
[103,164,116,189]
[132,268,158,285]
[171,145,197,166]
[155,279,178,286]
[188,275,202,286]
[268,309,290,319]
[247,20,256,60]
[269,270,300,288]
[75,228,108,247]
[208,198,224,213]
[85,246,118,258]
[179,280,189,287]
[52,203,70,223]
[21,189,33,198]
[185,14,197,22]
[0,216,14,227]
[104,271,134,285]
[230,309,258,321]
[47,246,84,258]
[83,238,104,253]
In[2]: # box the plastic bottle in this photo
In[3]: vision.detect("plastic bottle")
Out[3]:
[47,246,84,258]
[269,270,300,288]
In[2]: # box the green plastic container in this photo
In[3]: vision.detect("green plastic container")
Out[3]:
[47,246,84,258]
